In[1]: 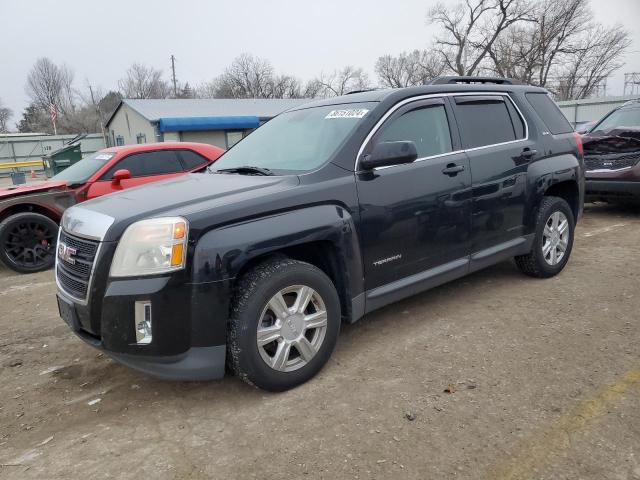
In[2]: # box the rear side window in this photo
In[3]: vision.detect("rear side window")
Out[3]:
[525,93,573,134]
[375,104,453,158]
[454,96,519,149]
[177,150,209,170]
[101,151,183,179]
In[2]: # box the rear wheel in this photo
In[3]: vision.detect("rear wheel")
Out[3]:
[0,212,58,273]
[515,196,575,278]
[227,258,341,391]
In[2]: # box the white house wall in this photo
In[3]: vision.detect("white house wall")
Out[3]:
[108,105,157,146]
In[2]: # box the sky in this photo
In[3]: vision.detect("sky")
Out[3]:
[1,0,639,123]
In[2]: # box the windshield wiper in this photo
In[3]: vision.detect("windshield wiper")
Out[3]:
[214,166,273,176]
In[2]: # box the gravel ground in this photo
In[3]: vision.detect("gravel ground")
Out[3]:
[0,203,639,480]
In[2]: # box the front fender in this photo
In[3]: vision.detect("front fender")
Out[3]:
[191,203,363,293]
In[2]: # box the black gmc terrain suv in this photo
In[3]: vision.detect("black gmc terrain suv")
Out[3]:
[56,77,584,391]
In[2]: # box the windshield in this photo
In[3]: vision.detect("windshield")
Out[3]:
[210,102,376,174]
[592,107,640,133]
[51,151,115,185]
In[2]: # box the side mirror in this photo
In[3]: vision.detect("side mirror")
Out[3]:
[112,169,131,185]
[360,141,418,170]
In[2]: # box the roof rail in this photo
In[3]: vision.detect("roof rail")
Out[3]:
[428,76,522,86]
[344,89,377,95]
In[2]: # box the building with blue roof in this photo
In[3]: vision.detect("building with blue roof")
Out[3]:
[105,98,308,149]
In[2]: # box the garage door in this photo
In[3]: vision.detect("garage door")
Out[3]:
[180,131,227,148]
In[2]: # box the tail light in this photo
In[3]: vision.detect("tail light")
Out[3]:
[573,132,584,157]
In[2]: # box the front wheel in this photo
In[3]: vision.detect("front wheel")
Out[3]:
[227,258,341,391]
[0,212,58,273]
[515,196,575,278]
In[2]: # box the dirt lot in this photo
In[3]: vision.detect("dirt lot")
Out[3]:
[0,203,639,480]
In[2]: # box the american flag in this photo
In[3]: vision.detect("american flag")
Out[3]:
[49,102,58,123]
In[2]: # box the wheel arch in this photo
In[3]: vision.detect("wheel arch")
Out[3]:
[192,204,364,323]
[544,180,580,221]
[0,203,62,224]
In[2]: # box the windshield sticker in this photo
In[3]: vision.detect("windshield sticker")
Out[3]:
[95,154,113,160]
[325,109,369,119]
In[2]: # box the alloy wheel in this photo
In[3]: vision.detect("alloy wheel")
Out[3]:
[3,220,55,269]
[256,285,328,372]
[542,211,569,266]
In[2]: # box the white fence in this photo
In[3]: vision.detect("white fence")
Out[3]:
[0,133,106,174]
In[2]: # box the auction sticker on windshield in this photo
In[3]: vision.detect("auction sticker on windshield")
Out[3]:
[325,109,369,119]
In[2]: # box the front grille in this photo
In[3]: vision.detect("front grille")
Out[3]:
[56,230,100,301]
[584,152,640,171]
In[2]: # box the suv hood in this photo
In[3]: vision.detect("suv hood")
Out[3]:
[65,172,301,241]
[0,180,68,200]
[583,128,640,154]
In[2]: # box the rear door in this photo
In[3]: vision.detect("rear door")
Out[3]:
[356,97,472,291]
[451,94,535,256]
[86,150,185,199]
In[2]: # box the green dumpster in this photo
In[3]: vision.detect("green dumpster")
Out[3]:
[43,144,82,178]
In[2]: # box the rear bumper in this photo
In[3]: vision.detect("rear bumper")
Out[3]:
[585,179,640,200]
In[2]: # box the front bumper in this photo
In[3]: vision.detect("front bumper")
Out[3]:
[57,273,231,381]
[585,179,640,200]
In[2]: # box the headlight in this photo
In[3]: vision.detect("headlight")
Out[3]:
[110,217,188,277]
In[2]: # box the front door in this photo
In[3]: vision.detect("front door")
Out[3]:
[356,98,472,291]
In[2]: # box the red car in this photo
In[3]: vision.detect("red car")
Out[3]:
[0,142,224,273]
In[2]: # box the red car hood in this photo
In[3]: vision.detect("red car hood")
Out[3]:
[0,180,69,199]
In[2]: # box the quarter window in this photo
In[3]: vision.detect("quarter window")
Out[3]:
[177,150,209,170]
[100,151,183,179]
[454,97,520,149]
[375,104,453,158]
[525,92,573,135]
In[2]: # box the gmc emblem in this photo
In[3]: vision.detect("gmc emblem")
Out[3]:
[57,243,77,265]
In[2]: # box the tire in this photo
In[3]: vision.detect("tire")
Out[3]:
[227,258,341,391]
[0,212,58,274]
[515,196,575,278]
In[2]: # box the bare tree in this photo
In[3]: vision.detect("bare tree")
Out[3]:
[429,0,534,76]
[310,66,371,97]
[200,54,306,99]
[487,0,589,85]
[483,0,630,99]
[25,57,75,114]
[376,50,445,87]
[118,63,170,99]
[555,24,631,100]
[0,98,12,133]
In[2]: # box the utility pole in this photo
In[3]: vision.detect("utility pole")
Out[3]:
[88,83,106,145]
[170,55,178,98]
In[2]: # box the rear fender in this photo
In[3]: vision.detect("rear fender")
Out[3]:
[526,153,583,229]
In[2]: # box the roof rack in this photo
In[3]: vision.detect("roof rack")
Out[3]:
[428,76,522,86]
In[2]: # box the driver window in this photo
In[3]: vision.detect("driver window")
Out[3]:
[375,104,453,159]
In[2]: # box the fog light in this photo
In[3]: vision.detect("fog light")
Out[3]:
[134,301,152,344]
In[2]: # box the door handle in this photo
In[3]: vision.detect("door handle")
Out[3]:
[521,148,538,160]
[442,163,465,176]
